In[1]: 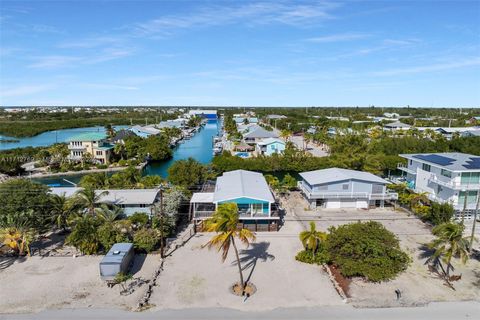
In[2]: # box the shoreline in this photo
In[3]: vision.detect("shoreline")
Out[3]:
[26,162,147,179]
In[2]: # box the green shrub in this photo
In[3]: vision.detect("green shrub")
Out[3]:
[295,248,330,265]
[128,212,150,227]
[118,159,127,166]
[97,222,132,251]
[133,228,160,252]
[96,164,108,169]
[326,221,410,282]
[66,216,102,255]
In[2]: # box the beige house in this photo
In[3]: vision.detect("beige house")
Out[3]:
[67,132,114,164]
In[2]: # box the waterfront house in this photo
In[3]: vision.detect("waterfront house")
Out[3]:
[188,109,217,119]
[298,168,398,209]
[111,129,135,144]
[190,170,279,231]
[49,187,160,216]
[67,132,114,164]
[242,125,279,144]
[130,125,161,138]
[461,129,480,138]
[95,189,160,216]
[234,117,258,124]
[398,152,480,219]
[256,138,285,156]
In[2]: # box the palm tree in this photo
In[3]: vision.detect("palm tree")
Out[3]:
[280,129,292,142]
[203,203,256,294]
[0,211,37,256]
[97,204,124,223]
[114,143,126,160]
[428,222,470,278]
[299,222,327,257]
[49,194,76,231]
[74,188,109,216]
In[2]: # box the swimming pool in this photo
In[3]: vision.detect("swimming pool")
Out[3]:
[235,152,250,158]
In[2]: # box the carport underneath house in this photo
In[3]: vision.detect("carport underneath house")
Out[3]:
[297,168,398,209]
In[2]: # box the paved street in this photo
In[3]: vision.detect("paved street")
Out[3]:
[3,301,479,320]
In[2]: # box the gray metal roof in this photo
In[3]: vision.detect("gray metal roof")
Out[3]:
[100,243,133,264]
[299,168,388,185]
[96,189,159,205]
[243,125,279,139]
[383,121,411,128]
[213,170,275,203]
[400,153,480,171]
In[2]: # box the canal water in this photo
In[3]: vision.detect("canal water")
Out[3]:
[0,126,129,150]
[31,120,220,186]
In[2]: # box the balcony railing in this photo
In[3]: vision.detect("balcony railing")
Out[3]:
[397,163,417,175]
[68,145,86,150]
[298,181,398,200]
[193,209,278,219]
[428,177,480,190]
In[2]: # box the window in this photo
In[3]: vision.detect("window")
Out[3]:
[96,151,103,156]
[252,203,263,214]
[422,163,431,172]
[342,184,349,190]
[441,169,452,178]
[458,191,478,205]
[437,185,443,194]
[409,160,412,165]
[461,172,480,185]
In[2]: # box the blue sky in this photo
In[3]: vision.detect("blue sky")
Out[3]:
[0,0,479,107]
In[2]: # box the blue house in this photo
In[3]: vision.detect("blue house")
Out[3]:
[190,170,279,231]
[256,138,286,156]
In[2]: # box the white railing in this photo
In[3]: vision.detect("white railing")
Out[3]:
[397,163,416,175]
[298,181,398,200]
[428,177,480,190]
[68,145,86,150]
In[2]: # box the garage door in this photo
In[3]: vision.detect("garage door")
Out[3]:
[340,199,356,208]
[356,200,368,209]
[326,200,341,208]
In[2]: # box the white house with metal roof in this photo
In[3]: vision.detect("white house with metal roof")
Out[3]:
[398,152,480,218]
[49,187,160,216]
[190,170,279,231]
[242,125,279,143]
[298,168,398,209]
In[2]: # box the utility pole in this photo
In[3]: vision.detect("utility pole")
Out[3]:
[461,188,468,225]
[470,192,479,252]
[158,185,165,259]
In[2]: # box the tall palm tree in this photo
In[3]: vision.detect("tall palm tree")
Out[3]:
[49,194,76,231]
[299,221,327,257]
[428,222,470,278]
[74,188,109,216]
[203,203,256,294]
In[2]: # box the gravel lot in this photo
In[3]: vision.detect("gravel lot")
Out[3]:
[148,218,343,311]
[0,254,159,314]
[283,192,480,308]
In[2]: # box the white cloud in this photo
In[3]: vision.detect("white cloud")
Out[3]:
[0,84,53,98]
[306,33,371,43]
[372,57,480,76]
[28,55,83,68]
[132,1,340,36]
